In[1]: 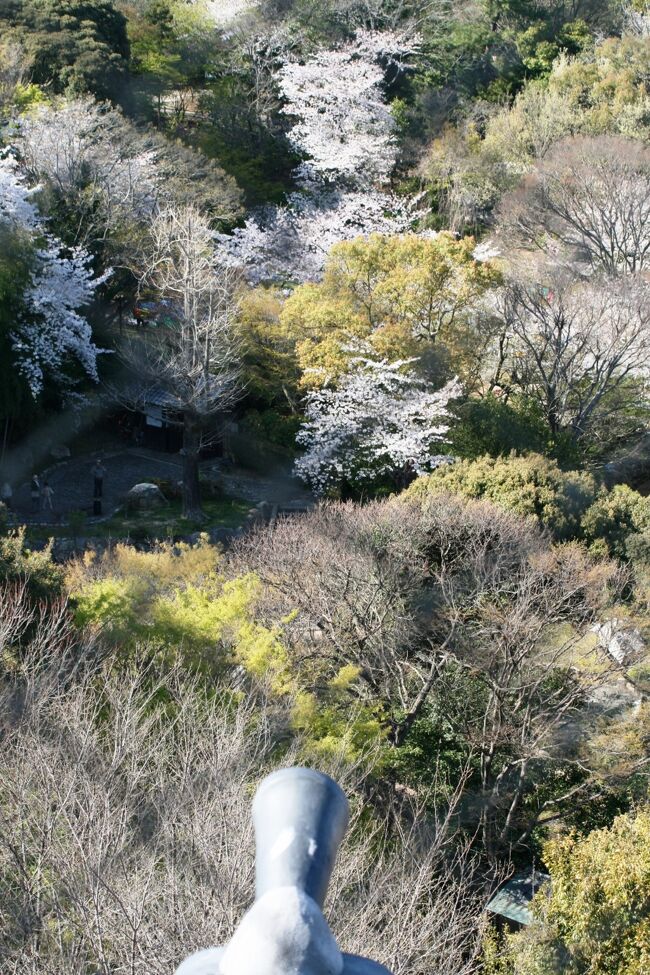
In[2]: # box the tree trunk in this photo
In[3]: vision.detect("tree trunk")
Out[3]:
[182,417,205,521]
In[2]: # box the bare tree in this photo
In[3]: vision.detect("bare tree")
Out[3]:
[621,0,650,36]
[496,274,650,447]
[234,494,620,850]
[0,586,492,975]
[335,0,447,32]
[0,38,29,117]
[497,135,650,277]
[124,206,242,520]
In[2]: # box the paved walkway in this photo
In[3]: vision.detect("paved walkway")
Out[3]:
[8,450,182,525]
[6,448,312,526]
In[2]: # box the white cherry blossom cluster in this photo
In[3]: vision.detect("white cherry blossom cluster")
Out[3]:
[17,98,161,229]
[0,155,106,398]
[216,29,425,284]
[216,187,421,284]
[294,357,460,494]
[277,32,398,187]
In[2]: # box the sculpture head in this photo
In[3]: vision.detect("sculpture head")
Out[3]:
[175,767,391,975]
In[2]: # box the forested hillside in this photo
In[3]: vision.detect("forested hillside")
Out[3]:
[1,2,650,973]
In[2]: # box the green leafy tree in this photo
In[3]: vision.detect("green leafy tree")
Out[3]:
[235,287,301,410]
[280,232,500,391]
[0,224,38,436]
[515,18,591,77]
[485,807,650,975]
[423,34,650,231]
[448,395,551,460]
[582,485,650,561]
[0,0,130,103]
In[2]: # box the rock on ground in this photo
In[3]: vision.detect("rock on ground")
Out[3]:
[125,482,167,510]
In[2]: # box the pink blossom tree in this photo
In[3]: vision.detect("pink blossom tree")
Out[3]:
[295,357,460,494]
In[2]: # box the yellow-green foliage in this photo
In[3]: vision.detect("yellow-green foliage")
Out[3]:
[0,527,63,597]
[582,485,650,561]
[405,454,597,540]
[67,538,381,757]
[425,36,650,225]
[66,538,380,758]
[67,537,286,676]
[485,808,650,975]
[235,287,301,407]
[280,232,500,389]
[72,576,137,637]
[547,37,650,141]
[292,664,385,763]
[492,36,650,153]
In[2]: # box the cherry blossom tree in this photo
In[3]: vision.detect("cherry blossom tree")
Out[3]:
[16,97,242,249]
[219,188,422,284]
[206,0,259,25]
[295,357,461,494]
[277,29,404,187]
[0,155,105,399]
[216,30,425,284]
[17,97,159,245]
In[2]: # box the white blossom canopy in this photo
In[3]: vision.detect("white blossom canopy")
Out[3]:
[216,29,427,284]
[295,357,460,493]
[0,155,106,398]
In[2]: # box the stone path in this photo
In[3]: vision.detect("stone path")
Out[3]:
[7,448,312,526]
[203,460,313,506]
[8,449,182,525]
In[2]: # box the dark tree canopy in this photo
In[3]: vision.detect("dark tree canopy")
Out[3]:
[0,0,130,103]
[0,225,39,433]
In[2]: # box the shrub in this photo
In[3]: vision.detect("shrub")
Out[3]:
[448,396,549,460]
[484,806,650,975]
[0,527,63,598]
[582,485,650,561]
[66,537,286,674]
[405,453,597,540]
[71,575,139,640]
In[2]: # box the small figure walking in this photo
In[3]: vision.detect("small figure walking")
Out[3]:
[41,480,54,511]
[1,480,12,510]
[30,474,41,512]
[93,459,106,499]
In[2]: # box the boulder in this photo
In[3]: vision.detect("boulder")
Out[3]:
[125,482,167,510]
[208,526,238,546]
[591,619,645,665]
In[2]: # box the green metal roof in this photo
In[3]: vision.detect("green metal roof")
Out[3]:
[486,871,550,926]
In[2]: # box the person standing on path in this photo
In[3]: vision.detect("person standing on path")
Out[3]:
[41,480,54,511]
[30,474,41,512]
[93,460,106,499]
